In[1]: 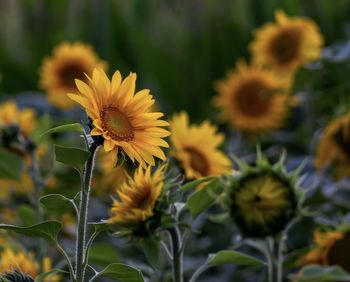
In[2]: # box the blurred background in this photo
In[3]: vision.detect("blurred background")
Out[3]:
[1,0,350,121]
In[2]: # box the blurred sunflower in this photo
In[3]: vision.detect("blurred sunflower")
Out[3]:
[229,155,297,238]
[250,9,323,77]
[315,112,350,179]
[0,248,60,281]
[299,229,350,272]
[108,165,165,225]
[0,100,36,138]
[214,61,291,134]
[169,112,232,179]
[39,42,107,109]
[92,149,129,195]
[0,172,34,201]
[68,68,170,168]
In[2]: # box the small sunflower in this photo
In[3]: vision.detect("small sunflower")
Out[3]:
[250,9,323,77]
[229,154,298,237]
[169,112,232,179]
[108,165,165,226]
[0,100,36,138]
[39,42,107,109]
[315,112,350,179]
[299,228,350,273]
[0,248,59,281]
[213,61,291,134]
[68,68,170,168]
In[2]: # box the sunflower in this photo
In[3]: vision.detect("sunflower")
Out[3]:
[39,42,107,109]
[68,68,170,168]
[250,9,323,77]
[92,149,129,195]
[229,154,298,238]
[299,229,350,273]
[169,112,232,180]
[213,61,291,134]
[108,165,165,225]
[0,100,36,138]
[315,112,350,179]
[0,248,59,281]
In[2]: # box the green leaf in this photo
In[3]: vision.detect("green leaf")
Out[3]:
[0,221,61,243]
[40,194,76,214]
[293,265,350,281]
[54,144,90,173]
[17,205,36,226]
[90,263,144,282]
[88,221,109,233]
[35,269,68,282]
[141,237,160,269]
[181,176,215,192]
[40,123,84,138]
[208,250,265,267]
[187,178,223,219]
[0,148,23,180]
[89,243,121,267]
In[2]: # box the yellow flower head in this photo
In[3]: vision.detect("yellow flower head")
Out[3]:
[169,112,232,179]
[315,112,350,179]
[68,68,170,168]
[93,149,129,195]
[0,248,59,281]
[39,41,107,109]
[0,100,37,138]
[250,9,323,77]
[213,61,291,134]
[0,172,34,201]
[108,165,165,225]
[299,229,350,273]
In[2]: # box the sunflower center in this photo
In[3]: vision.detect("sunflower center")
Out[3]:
[235,79,272,117]
[183,147,210,176]
[100,106,134,141]
[269,28,300,65]
[326,232,350,272]
[134,187,152,210]
[59,62,87,88]
[333,127,350,159]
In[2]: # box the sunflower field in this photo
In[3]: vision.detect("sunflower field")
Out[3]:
[1,1,350,281]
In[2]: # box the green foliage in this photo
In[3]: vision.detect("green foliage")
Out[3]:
[0,221,61,243]
[35,269,68,282]
[187,178,223,219]
[54,144,90,173]
[90,263,144,282]
[0,148,23,180]
[17,205,36,226]
[141,237,161,269]
[208,250,265,267]
[40,123,84,139]
[293,265,350,281]
[88,243,121,267]
[40,194,76,214]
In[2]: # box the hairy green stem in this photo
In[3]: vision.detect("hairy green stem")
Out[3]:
[75,142,98,282]
[29,150,44,271]
[169,227,183,282]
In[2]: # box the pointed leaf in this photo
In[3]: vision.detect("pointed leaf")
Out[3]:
[40,194,76,213]
[40,123,84,138]
[0,221,61,243]
[54,145,90,173]
[181,176,215,191]
[90,263,144,282]
[141,237,160,269]
[187,178,223,219]
[208,250,265,267]
[89,243,121,267]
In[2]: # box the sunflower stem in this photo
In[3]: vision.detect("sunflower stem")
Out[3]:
[265,237,278,282]
[28,149,45,271]
[75,141,98,282]
[169,227,183,282]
